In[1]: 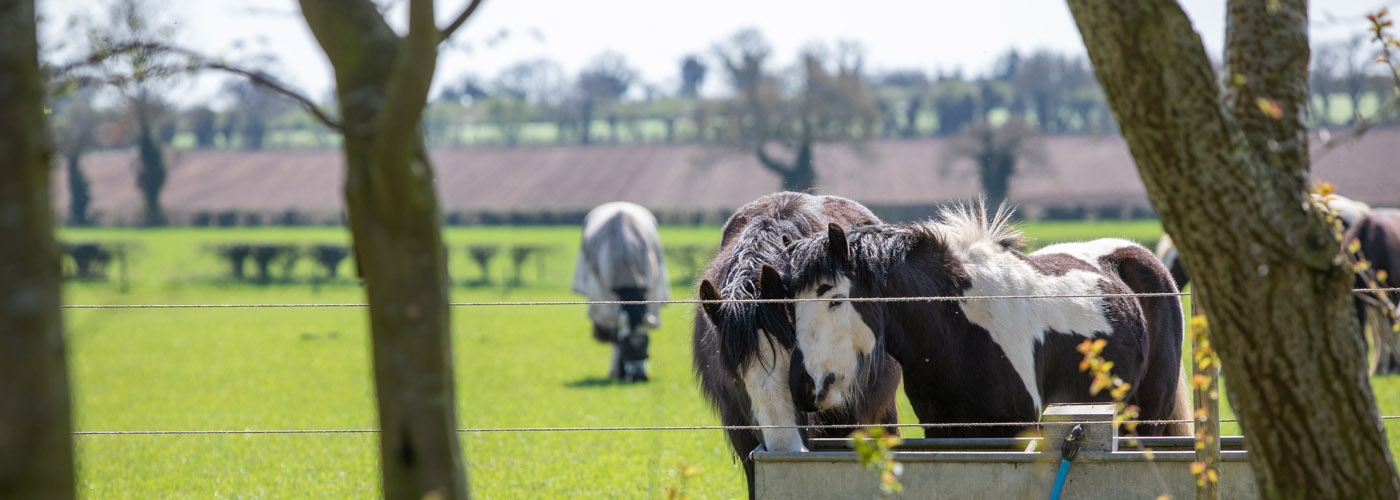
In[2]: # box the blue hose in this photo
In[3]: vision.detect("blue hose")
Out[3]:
[1049,458,1072,500]
[1048,424,1084,500]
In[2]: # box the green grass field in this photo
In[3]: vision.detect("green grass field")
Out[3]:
[57,221,1400,498]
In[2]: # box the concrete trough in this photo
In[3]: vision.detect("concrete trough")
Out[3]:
[753,404,1257,499]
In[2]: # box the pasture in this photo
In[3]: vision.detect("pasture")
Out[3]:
[57,220,1400,498]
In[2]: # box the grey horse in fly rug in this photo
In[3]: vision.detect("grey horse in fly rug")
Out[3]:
[572,201,670,382]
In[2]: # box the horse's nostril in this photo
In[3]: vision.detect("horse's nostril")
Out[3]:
[821,372,836,393]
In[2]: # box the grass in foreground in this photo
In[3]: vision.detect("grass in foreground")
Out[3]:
[59,222,1400,498]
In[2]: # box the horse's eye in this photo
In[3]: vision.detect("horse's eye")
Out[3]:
[828,301,843,310]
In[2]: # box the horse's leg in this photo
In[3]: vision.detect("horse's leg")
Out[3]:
[865,355,903,436]
[1377,310,1400,375]
[609,342,623,380]
[1161,369,1194,437]
[720,406,762,500]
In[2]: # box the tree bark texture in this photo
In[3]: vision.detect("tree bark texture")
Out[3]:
[299,1,468,498]
[0,0,78,498]
[1066,0,1399,498]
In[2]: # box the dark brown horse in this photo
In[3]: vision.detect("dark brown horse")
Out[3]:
[780,202,1191,438]
[691,192,901,498]
[1346,208,1400,373]
[1161,195,1400,373]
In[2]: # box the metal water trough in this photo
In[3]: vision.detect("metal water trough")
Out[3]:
[753,404,1257,499]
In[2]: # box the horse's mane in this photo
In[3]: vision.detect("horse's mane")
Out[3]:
[785,199,1023,294]
[711,216,804,372]
[924,199,1026,252]
[719,192,823,248]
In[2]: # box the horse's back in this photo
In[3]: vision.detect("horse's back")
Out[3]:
[576,202,666,291]
[717,192,881,250]
[573,202,669,331]
[1348,209,1400,282]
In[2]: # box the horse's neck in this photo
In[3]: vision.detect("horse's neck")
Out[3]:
[876,250,973,365]
[948,243,1038,294]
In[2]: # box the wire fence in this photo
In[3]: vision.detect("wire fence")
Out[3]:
[62,415,1400,436]
[57,287,1400,309]
[62,286,1400,437]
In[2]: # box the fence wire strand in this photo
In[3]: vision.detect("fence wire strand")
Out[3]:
[58,287,1400,309]
[63,415,1400,436]
[59,285,1400,438]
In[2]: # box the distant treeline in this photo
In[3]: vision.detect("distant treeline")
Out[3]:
[50,33,1397,153]
[46,27,1397,228]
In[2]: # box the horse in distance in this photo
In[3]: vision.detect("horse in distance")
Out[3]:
[572,201,670,382]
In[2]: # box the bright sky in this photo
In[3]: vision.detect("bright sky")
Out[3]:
[38,0,1396,107]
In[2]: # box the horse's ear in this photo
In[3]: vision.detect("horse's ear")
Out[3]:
[758,264,788,300]
[828,223,849,267]
[698,279,723,323]
[781,234,793,247]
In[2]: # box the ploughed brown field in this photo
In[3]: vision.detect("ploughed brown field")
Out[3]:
[52,130,1400,223]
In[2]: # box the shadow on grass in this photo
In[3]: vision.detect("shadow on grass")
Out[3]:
[564,376,622,388]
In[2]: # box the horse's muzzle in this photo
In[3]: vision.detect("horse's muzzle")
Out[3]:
[789,349,836,412]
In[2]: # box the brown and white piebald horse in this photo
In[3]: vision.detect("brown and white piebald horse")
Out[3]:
[778,201,1192,438]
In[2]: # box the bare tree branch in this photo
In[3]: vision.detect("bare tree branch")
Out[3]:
[755,144,793,175]
[1312,9,1400,164]
[438,0,484,42]
[51,41,342,131]
[48,40,166,77]
[197,57,342,132]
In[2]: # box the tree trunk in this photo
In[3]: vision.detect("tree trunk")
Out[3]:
[299,1,468,498]
[757,139,816,192]
[135,110,167,227]
[979,152,1013,211]
[1067,0,1400,498]
[66,152,91,226]
[903,96,922,138]
[0,0,77,497]
[243,116,266,150]
[579,101,594,145]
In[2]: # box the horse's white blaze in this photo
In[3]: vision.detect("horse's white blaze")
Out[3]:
[949,235,1113,412]
[793,276,877,410]
[741,329,807,452]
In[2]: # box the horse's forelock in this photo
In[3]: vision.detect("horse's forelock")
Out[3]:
[786,224,916,295]
[784,233,844,295]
